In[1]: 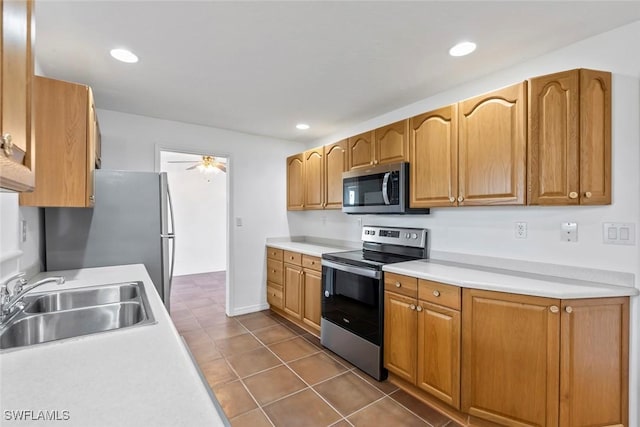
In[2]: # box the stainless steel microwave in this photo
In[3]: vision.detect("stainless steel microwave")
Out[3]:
[341,162,429,214]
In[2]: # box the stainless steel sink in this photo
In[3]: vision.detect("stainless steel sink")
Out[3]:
[24,282,140,313]
[0,281,155,350]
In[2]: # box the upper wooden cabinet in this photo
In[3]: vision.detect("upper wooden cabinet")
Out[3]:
[19,77,100,207]
[286,153,304,210]
[528,69,611,205]
[347,130,375,170]
[410,105,458,208]
[303,146,324,210]
[375,120,409,165]
[324,140,347,209]
[0,0,35,192]
[458,82,527,206]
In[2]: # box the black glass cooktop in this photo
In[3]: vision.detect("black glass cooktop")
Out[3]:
[322,250,421,270]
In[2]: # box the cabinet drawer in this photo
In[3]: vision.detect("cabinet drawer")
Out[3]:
[267,247,283,261]
[284,250,302,265]
[267,259,283,285]
[267,282,283,309]
[385,272,418,298]
[418,279,460,310]
[302,255,321,271]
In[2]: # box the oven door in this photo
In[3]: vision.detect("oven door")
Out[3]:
[321,260,383,345]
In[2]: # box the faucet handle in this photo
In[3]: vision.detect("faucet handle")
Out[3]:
[2,272,26,294]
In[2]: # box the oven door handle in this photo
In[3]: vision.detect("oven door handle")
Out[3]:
[322,259,382,279]
[382,172,391,205]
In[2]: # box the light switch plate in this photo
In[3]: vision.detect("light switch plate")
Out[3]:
[603,222,636,245]
[561,222,578,242]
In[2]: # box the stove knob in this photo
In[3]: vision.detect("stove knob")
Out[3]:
[405,233,410,239]
[411,233,418,239]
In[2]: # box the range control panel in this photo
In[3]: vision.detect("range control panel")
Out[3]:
[362,226,427,248]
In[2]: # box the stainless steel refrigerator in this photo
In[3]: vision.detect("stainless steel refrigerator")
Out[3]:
[44,170,176,310]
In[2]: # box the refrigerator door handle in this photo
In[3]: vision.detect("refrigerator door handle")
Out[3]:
[165,180,176,306]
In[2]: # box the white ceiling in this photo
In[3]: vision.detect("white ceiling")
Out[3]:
[36,1,640,143]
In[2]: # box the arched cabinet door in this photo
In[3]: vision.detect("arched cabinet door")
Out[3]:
[286,153,304,210]
[347,130,375,170]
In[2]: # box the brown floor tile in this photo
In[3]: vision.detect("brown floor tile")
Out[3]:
[172,315,202,333]
[301,333,323,348]
[188,341,223,364]
[215,334,262,356]
[226,347,282,378]
[191,304,226,316]
[184,297,217,309]
[390,389,453,427]
[206,321,248,340]
[243,365,306,405]
[211,380,257,419]
[268,337,321,362]
[238,314,281,331]
[323,350,356,370]
[230,408,272,427]
[348,397,427,427]
[253,324,297,345]
[263,389,341,427]
[169,308,193,320]
[181,329,214,347]
[198,313,239,329]
[169,301,188,312]
[328,420,351,427]
[314,372,384,417]
[279,319,309,336]
[353,369,399,394]
[200,358,237,387]
[289,352,348,385]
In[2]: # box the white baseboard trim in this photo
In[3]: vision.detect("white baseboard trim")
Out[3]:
[227,302,270,317]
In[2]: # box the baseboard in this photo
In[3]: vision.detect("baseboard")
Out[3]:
[227,302,270,316]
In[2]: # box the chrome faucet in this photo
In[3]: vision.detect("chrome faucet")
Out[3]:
[0,272,65,324]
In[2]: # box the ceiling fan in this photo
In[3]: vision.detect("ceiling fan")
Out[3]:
[168,155,227,173]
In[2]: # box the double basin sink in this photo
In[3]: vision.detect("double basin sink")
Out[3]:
[0,282,155,350]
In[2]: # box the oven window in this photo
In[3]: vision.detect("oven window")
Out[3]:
[322,266,381,345]
[343,171,399,207]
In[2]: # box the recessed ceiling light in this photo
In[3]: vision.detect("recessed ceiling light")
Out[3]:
[110,48,139,63]
[296,123,310,130]
[449,41,476,57]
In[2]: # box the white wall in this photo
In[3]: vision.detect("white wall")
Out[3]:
[291,20,640,426]
[97,109,306,315]
[160,151,227,276]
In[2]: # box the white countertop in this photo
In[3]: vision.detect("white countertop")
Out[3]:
[0,264,227,427]
[266,240,353,257]
[384,259,639,299]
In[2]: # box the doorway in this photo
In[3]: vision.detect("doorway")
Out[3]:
[159,150,229,315]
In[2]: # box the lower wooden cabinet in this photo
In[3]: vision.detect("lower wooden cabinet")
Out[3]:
[265,247,322,334]
[384,291,418,382]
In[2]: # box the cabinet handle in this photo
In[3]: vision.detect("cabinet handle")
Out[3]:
[569,191,578,199]
[409,304,416,311]
[1,133,13,157]
[549,305,559,313]
[416,305,423,312]
[395,282,401,288]
[584,191,592,199]
[449,197,455,203]
[565,306,573,314]
[432,290,440,297]
[457,195,464,202]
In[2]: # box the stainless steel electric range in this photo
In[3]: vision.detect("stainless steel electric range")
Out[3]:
[320,225,428,380]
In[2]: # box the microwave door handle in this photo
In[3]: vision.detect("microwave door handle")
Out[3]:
[382,172,391,205]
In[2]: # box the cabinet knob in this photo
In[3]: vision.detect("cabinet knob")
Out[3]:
[310,261,315,265]
[409,304,416,311]
[449,197,455,203]
[370,161,374,165]
[89,195,95,202]
[416,305,423,312]
[374,160,379,165]
[549,305,559,313]
[569,191,578,199]
[1,133,13,157]
[584,191,592,199]
[395,282,401,288]
[457,195,464,202]
[432,290,440,297]
[272,270,276,273]
[565,306,573,314]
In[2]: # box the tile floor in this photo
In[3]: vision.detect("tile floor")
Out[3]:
[170,271,463,427]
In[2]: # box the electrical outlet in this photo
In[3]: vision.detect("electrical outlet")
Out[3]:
[561,222,578,242]
[515,222,527,239]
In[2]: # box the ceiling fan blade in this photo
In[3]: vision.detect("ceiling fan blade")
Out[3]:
[186,165,199,170]
[168,160,199,163]
[216,164,227,173]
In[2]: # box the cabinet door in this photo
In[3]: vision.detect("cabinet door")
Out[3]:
[375,120,409,165]
[528,70,580,205]
[286,153,304,210]
[86,87,97,206]
[383,291,417,383]
[0,0,35,192]
[324,140,347,209]
[579,69,611,205]
[559,297,628,427]
[283,264,303,319]
[302,268,321,332]
[410,105,458,208]
[304,146,324,210]
[347,130,375,170]
[19,77,90,207]
[417,301,461,409]
[458,82,526,205]
[462,289,560,427]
